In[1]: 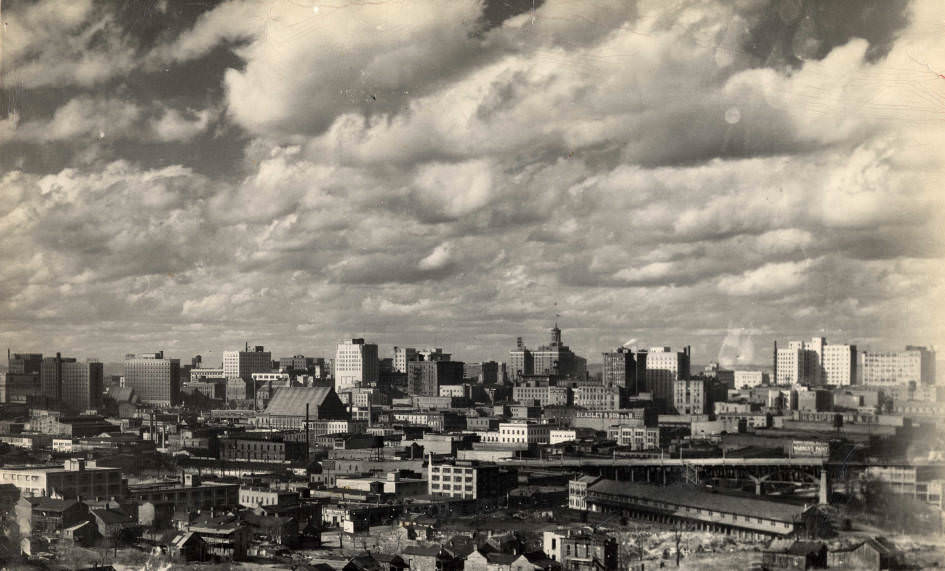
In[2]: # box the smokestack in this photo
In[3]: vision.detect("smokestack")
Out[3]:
[305,403,310,463]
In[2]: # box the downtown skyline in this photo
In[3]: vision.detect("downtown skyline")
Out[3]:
[2,0,944,364]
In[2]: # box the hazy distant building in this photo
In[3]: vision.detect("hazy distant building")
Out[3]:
[861,346,936,387]
[123,351,181,406]
[334,339,378,392]
[644,347,690,405]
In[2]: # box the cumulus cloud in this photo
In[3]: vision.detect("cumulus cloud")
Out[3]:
[3,0,137,88]
[2,0,943,361]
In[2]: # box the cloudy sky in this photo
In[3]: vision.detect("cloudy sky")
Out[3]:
[2,0,944,367]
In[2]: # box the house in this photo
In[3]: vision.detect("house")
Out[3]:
[241,510,298,546]
[188,520,250,561]
[62,520,98,547]
[465,550,490,571]
[90,507,139,543]
[138,500,174,530]
[827,538,894,570]
[486,552,519,571]
[402,544,461,571]
[511,552,559,571]
[168,531,209,562]
[761,541,826,570]
[374,553,409,571]
[344,553,383,571]
[343,552,408,571]
[23,498,90,534]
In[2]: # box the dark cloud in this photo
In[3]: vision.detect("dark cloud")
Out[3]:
[0,0,941,363]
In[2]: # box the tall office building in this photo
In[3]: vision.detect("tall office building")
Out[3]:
[673,379,705,415]
[124,351,181,406]
[775,347,805,385]
[41,354,75,402]
[60,361,104,411]
[509,337,533,382]
[334,339,378,392]
[3,351,43,404]
[222,345,272,381]
[777,337,857,386]
[9,352,43,375]
[822,344,857,386]
[393,347,418,373]
[464,361,499,385]
[407,360,464,396]
[644,346,690,406]
[861,346,936,386]
[602,347,646,394]
[530,323,587,379]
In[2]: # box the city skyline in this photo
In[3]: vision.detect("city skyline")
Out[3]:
[2,1,944,365]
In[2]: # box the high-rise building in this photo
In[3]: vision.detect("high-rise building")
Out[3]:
[673,379,705,415]
[822,344,857,386]
[393,346,418,373]
[644,346,690,405]
[406,360,464,396]
[3,351,43,404]
[602,347,645,394]
[776,347,805,385]
[334,339,378,392]
[530,323,587,379]
[124,351,181,406]
[9,352,43,375]
[417,348,451,362]
[861,346,936,387]
[60,361,104,412]
[509,337,534,382]
[777,338,857,386]
[464,361,499,385]
[41,354,75,402]
[223,345,272,381]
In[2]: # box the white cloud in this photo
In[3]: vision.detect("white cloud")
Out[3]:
[717,260,815,297]
[418,243,454,271]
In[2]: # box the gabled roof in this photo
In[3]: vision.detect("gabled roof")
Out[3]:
[264,387,334,416]
[589,480,805,523]
[403,544,443,557]
[787,541,825,556]
[486,552,518,564]
[32,498,81,513]
[91,508,133,525]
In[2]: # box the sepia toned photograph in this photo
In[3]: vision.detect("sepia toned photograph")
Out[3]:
[0,0,943,569]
